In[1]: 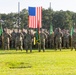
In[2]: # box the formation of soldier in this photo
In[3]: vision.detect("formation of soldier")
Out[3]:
[0,27,76,52]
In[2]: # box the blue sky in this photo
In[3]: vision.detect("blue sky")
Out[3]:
[0,0,76,14]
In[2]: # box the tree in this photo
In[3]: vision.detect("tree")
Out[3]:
[52,10,73,30]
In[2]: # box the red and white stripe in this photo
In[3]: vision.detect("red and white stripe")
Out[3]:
[29,7,42,28]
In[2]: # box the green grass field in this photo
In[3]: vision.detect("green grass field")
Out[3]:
[0,49,76,75]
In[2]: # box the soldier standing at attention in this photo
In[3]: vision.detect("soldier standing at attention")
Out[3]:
[21,29,26,49]
[54,28,63,51]
[63,30,70,49]
[71,32,76,51]
[2,29,11,50]
[15,29,24,50]
[25,29,33,53]
[11,29,16,49]
[49,32,54,49]
[38,30,46,52]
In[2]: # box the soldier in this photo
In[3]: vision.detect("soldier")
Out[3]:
[71,32,76,51]
[2,29,11,50]
[49,32,54,49]
[15,29,24,50]
[24,29,33,53]
[63,30,70,49]
[44,30,49,49]
[38,30,46,52]
[22,29,26,49]
[0,36,2,48]
[11,30,16,48]
[54,28,63,51]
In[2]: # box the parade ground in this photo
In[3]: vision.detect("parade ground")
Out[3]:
[0,49,76,75]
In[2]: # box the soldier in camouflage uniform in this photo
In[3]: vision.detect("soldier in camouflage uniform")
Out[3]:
[49,32,54,49]
[11,30,16,48]
[2,30,11,50]
[22,29,26,49]
[54,28,63,51]
[15,29,24,50]
[63,30,70,49]
[44,30,49,48]
[71,32,76,51]
[0,36,2,48]
[24,29,33,53]
[38,30,46,52]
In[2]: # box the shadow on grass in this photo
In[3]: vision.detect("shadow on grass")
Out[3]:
[5,62,32,69]
[0,49,73,55]
[9,66,32,69]
[0,50,35,55]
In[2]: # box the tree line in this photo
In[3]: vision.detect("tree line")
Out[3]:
[0,8,76,30]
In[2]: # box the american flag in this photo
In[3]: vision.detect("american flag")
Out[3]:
[28,7,42,28]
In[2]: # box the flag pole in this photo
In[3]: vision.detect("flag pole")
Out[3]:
[49,2,52,29]
[18,2,20,30]
[50,2,51,10]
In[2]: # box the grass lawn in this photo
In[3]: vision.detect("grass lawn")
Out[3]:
[0,49,76,75]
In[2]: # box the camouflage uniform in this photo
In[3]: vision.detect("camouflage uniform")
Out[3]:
[2,31,10,50]
[11,30,16,48]
[49,32,54,49]
[38,31,46,52]
[15,30,24,50]
[24,30,33,53]
[0,36,2,48]
[71,32,76,50]
[63,31,70,48]
[54,28,63,51]
[22,31,26,49]
[44,30,49,48]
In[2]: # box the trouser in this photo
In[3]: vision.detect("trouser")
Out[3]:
[25,42,32,53]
